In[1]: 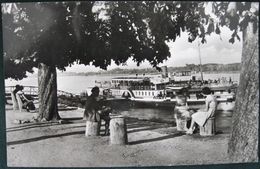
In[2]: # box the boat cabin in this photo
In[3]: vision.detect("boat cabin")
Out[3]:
[172,70,196,82]
[110,76,170,98]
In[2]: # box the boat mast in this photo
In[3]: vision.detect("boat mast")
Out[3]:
[198,41,204,81]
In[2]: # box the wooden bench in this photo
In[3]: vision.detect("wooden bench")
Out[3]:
[15,93,38,112]
[200,117,216,136]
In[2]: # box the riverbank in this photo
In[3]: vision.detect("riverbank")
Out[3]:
[5,104,233,167]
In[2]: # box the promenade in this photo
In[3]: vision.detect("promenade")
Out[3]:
[5,104,232,167]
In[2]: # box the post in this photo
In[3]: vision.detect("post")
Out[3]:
[110,116,128,145]
[200,117,216,136]
[85,121,101,136]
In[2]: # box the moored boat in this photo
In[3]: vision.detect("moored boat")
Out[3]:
[95,68,237,110]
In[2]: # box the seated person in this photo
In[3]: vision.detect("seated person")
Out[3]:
[84,87,111,135]
[186,87,217,134]
[174,88,193,131]
[13,85,36,112]
[98,105,112,135]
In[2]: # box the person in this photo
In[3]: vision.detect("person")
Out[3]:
[174,88,193,131]
[186,87,217,134]
[13,85,36,112]
[84,86,111,135]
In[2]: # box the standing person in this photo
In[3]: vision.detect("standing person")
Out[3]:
[186,87,217,134]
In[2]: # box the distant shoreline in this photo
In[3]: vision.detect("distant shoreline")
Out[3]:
[58,70,241,77]
[58,63,241,76]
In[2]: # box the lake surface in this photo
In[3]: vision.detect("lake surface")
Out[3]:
[5,72,240,94]
[116,105,232,134]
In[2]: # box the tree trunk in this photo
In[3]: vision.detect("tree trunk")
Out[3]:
[228,22,259,162]
[37,63,60,121]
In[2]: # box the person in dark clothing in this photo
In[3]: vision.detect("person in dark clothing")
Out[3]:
[84,87,111,135]
[83,87,101,121]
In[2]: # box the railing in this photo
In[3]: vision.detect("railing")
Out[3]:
[5,86,78,98]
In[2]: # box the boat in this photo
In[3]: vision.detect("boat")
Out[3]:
[94,67,237,110]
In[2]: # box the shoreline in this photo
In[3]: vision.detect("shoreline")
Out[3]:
[58,71,241,76]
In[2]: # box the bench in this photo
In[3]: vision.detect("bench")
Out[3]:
[85,113,111,137]
[174,106,191,132]
[109,115,127,145]
[11,92,19,110]
[15,93,38,112]
[200,117,216,136]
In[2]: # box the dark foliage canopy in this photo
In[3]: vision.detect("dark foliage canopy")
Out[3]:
[2,1,258,80]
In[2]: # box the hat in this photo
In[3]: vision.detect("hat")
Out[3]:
[91,86,100,93]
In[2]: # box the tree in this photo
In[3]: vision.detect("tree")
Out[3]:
[139,1,258,162]
[2,1,170,121]
[225,3,258,162]
[3,1,258,162]
[208,2,258,162]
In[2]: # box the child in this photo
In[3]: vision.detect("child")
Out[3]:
[174,88,192,131]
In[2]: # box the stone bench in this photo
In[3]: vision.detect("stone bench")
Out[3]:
[175,118,188,132]
[200,117,216,136]
[85,115,128,145]
[85,121,101,136]
[109,115,128,145]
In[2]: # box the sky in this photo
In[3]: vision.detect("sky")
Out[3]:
[63,26,242,73]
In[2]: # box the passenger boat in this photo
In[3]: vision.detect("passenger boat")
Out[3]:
[95,68,237,110]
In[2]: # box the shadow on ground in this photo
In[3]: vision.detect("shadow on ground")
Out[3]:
[7,117,179,146]
[7,130,85,146]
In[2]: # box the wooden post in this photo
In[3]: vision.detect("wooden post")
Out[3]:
[110,116,128,145]
[85,121,100,137]
[200,117,216,136]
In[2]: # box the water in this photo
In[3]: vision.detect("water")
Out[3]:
[5,72,240,94]
[118,106,232,133]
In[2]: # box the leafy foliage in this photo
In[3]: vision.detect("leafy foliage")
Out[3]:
[2,1,258,79]
[212,2,258,43]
